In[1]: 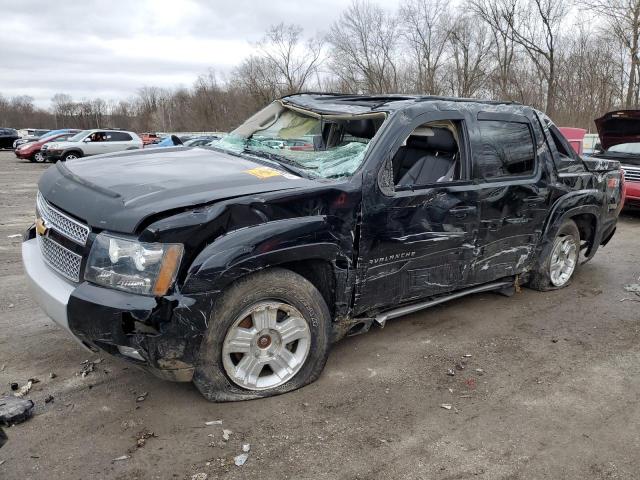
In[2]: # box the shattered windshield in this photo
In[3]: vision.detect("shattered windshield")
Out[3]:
[209,102,384,179]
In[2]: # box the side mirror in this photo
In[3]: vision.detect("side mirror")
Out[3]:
[83,137,91,143]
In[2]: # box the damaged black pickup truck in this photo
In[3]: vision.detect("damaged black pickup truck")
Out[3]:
[22,94,623,401]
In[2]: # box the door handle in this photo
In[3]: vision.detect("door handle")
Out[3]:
[449,206,477,218]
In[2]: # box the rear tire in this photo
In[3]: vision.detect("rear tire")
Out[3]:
[529,219,580,291]
[32,151,45,163]
[63,152,80,161]
[193,268,332,402]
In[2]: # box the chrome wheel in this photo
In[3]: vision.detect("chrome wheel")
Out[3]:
[222,301,311,390]
[34,152,45,162]
[549,235,578,287]
[64,154,77,160]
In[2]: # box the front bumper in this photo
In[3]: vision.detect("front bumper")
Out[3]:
[15,149,34,159]
[623,182,640,209]
[22,235,213,382]
[22,238,90,350]
[45,151,63,161]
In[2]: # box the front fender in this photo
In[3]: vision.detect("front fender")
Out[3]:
[182,216,352,294]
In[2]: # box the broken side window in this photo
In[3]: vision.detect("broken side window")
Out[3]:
[392,120,463,189]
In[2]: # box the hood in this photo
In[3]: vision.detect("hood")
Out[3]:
[38,147,316,233]
[594,110,640,150]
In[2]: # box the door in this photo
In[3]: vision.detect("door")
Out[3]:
[105,131,133,153]
[354,111,482,315]
[83,131,110,155]
[468,111,552,283]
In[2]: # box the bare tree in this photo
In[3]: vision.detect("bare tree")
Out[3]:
[327,0,400,93]
[399,0,452,95]
[446,15,492,97]
[469,0,568,115]
[580,0,640,107]
[256,23,323,94]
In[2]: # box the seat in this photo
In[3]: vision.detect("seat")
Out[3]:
[393,128,458,186]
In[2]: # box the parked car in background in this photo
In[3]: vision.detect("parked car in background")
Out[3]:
[14,131,79,163]
[559,127,586,155]
[183,136,220,147]
[44,129,143,161]
[0,128,19,149]
[23,94,623,401]
[13,129,51,149]
[140,133,161,146]
[592,110,640,209]
[146,135,192,148]
[583,133,600,156]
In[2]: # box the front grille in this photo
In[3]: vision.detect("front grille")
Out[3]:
[622,165,640,182]
[38,235,82,282]
[37,192,90,245]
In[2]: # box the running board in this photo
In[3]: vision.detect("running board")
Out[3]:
[373,281,513,327]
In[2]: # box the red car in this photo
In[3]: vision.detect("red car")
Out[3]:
[14,131,78,163]
[592,110,640,209]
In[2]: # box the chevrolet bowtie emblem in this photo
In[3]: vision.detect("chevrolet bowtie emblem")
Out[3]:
[35,217,49,236]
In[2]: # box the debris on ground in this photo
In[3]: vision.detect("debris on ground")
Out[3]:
[49,372,56,379]
[134,429,157,449]
[0,396,35,426]
[551,338,559,343]
[446,369,455,377]
[465,378,477,390]
[623,284,640,295]
[242,443,250,453]
[234,453,249,466]
[112,455,130,462]
[462,354,472,358]
[222,429,232,441]
[44,395,54,404]
[191,473,208,480]
[0,364,5,372]
[440,404,452,410]
[475,368,485,375]
[7,234,21,239]
[136,392,148,403]
[14,380,33,398]
[455,362,465,371]
[10,383,18,391]
[205,420,222,426]
[0,459,5,466]
[79,358,103,378]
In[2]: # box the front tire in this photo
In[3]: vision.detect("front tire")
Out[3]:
[529,219,580,291]
[63,152,80,161]
[193,268,331,402]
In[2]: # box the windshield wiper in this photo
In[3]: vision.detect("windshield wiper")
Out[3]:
[242,148,312,178]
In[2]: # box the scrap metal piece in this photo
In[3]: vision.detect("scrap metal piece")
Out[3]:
[0,396,35,426]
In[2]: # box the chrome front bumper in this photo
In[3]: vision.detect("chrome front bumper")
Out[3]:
[22,238,90,350]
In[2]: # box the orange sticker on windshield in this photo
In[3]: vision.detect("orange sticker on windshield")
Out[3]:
[244,167,282,179]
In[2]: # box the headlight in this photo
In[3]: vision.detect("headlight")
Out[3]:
[85,233,184,296]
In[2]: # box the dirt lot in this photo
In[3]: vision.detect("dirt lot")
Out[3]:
[0,150,639,480]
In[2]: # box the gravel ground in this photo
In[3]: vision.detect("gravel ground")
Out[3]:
[0,150,639,480]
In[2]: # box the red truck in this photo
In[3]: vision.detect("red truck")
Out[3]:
[592,111,640,209]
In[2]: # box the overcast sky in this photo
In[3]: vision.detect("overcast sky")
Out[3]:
[1,0,402,109]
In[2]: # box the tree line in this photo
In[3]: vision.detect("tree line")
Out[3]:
[1,0,639,133]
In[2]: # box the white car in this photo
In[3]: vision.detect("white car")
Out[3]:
[44,129,143,162]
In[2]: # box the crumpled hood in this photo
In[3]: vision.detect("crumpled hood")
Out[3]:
[595,110,640,150]
[38,146,314,233]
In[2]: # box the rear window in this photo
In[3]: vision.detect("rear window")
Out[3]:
[109,132,133,141]
[474,120,535,179]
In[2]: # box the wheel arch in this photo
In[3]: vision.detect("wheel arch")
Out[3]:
[538,191,603,269]
[182,217,355,319]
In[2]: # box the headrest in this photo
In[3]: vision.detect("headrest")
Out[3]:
[406,128,457,152]
[344,119,377,139]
